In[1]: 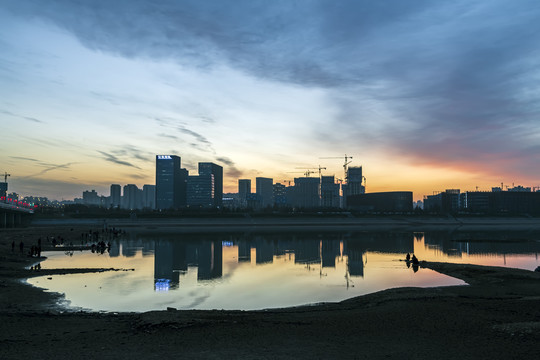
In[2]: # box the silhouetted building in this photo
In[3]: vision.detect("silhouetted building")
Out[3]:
[238,179,251,208]
[256,177,274,208]
[110,184,121,208]
[187,175,214,207]
[343,166,365,207]
[155,155,187,209]
[273,183,288,207]
[246,193,262,209]
[122,184,141,210]
[347,191,413,212]
[320,176,340,208]
[424,189,460,213]
[459,191,490,212]
[198,162,223,208]
[83,190,100,206]
[292,177,320,208]
[142,185,156,209]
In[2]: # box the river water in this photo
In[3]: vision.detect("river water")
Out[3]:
[27,230,540,312]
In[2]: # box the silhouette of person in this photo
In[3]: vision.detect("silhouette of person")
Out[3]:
[411,254,419,265]
[19,241,24,254]
[405,253,411,261]
[11,241,15,252]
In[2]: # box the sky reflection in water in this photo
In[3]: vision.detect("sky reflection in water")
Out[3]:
[28,231,540,312]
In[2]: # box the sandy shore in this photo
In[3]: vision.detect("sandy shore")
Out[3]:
[1,225,540,359]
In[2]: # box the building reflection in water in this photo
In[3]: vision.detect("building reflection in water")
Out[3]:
[150,232,420,292]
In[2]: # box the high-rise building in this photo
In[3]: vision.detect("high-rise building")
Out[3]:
[187,174,214,207]
[320,176,340,208]
[122,184,141,210]
[110,184,121,208]
[238,179,251,207]
[142,184,156,209]
[155,155,187,210]
[256,177,274,208]
[198,162,223,208]
[273,183,288,207]
[292,177,320,208]
[343,166,365,207]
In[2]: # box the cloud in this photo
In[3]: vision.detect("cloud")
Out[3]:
[157,133,178,140]
[97,151,141,169]
[4,0,540,182]
[0,109,44,123]
[10,156,77,177]
[216,156,244,178]
[110,145,153,162]
[9,156,39,162]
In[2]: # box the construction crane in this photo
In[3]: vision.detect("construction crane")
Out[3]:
[295,165,326,178]
[319,154,353,182]
[282,180,293,186]
[3,172,10,183]
[287,170,316,177]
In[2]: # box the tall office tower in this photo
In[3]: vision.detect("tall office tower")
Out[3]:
[142,184,156,209]
[187,174,214,207]
[343,166,365,207]
[198,162,223,207]
[256,177,274,208]
[320,176,340,208]
[110,184,121,208]
[238,179,251,207]
[292,177,320,208]
[155,155,187,210]
[122,184,141,210]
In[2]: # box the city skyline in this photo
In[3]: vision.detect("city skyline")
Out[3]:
[2,1,540,201]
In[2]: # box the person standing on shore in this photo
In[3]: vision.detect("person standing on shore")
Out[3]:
[19,241,24,254]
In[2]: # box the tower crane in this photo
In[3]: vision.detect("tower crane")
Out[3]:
[287,170,316,177]
[295,165,326,178]
[281,180,293,186]
[319,154,353,182]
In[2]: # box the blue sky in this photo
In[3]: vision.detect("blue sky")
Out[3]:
[1,0,540,200]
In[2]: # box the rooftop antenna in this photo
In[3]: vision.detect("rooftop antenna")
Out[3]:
[3,172,10,183]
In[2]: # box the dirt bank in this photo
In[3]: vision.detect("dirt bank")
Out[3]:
[1,226,539,359]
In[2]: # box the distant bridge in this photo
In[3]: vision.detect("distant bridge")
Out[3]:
[0,202,34,228]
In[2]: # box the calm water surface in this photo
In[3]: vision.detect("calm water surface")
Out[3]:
[27,231,540,312]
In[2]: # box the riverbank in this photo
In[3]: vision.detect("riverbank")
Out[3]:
[29,215,540,232]
[1,226,539,359]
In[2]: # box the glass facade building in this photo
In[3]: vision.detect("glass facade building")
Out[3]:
[155,155,187,210]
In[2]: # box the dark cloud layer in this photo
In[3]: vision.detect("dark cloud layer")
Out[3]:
[5,0,540,179]
[97,151,141,169]
[216,156,243,178]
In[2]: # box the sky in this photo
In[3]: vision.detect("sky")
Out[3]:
[1,0,540,201]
